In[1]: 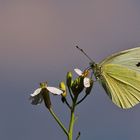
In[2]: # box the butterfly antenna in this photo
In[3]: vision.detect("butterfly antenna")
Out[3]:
[75,46,94,63]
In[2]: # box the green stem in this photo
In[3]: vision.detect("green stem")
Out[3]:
[68,87,74,101]
[68,109,75,140]
[76,132,81,140]
[49,94,79,140]
[76,94,88,105]
[49,108,69,137]
[63,98,71,109]
[68,95,78,140]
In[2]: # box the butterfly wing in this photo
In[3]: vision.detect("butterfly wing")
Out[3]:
[100,47,140,71]
[100,64,140,109]
[98,47,140,109]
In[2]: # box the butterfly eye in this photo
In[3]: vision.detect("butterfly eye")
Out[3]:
[136,62,140,67]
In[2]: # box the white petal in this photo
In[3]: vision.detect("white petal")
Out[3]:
[30,88,42,97]
[74,68,83,76]
[47,87,63,95]
[84,77,90,88]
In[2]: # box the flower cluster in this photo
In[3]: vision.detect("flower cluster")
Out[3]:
[30,67,94,140]
[30,68,93,109]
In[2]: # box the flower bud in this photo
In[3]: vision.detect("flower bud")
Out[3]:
[71,76,84,95]
[59,81,67,97]
[66,72,73,88]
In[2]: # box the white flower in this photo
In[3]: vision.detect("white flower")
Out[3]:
[30,83,63,105]
[30,88,43,105]
[74,68,91,88]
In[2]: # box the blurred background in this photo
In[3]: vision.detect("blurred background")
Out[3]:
[0,0,140,140]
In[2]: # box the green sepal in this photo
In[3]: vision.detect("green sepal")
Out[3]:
[40,82,47,88]
[41,88,51,109]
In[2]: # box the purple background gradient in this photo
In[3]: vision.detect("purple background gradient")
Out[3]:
[1,0,140,140]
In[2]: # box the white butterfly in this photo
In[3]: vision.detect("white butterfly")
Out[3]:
[76,46,140,109]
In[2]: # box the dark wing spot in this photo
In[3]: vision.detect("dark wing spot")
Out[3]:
[136,62,140,67]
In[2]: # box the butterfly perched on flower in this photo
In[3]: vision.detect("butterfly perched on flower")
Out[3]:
[76,46,140,109]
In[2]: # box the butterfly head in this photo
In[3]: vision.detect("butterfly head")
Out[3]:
[88,62,101,80]
[75,46,101,79]
[89,61,96,69]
